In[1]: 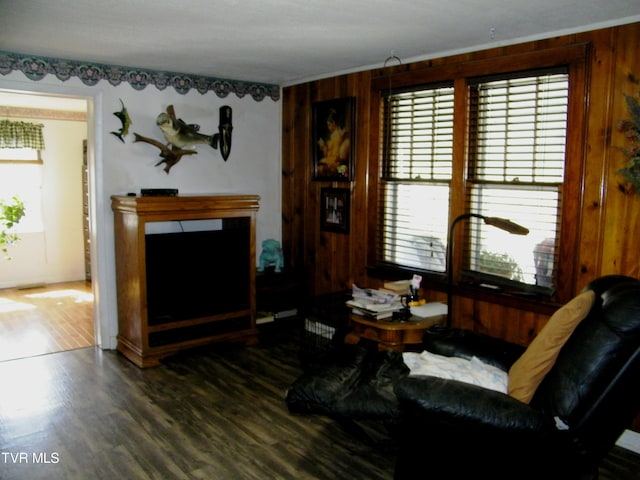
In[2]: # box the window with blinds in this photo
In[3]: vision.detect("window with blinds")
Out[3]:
[379,84,454,272]
[465,69,568,290]
[0,148,44,233]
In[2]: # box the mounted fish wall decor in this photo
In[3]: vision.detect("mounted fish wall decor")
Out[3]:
[110,99,131,143]
[133,104,233,173]
[156,107,218,149]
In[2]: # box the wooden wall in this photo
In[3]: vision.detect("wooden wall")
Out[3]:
[282,22,640,345]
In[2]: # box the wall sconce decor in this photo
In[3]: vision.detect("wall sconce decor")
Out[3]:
[217,105,233,161]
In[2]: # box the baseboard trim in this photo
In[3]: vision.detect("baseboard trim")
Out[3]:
[616,429,640,454]
[16,282,47,290]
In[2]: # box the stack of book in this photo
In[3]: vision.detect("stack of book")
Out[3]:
[346,284,402,320]
[346,299,402,320]
[382,279,411,295]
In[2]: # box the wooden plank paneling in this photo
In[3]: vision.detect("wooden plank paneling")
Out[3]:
[575,27,616,287]
[601,23,640,279]
[282,22,640,345]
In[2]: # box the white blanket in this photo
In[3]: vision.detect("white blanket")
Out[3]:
[402,350,508,393]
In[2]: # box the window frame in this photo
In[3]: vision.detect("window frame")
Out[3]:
[462,68,570,294]
[0,148,45,233]
[0,148,43,164]
[378,82,455,274]
[369,44,588,305]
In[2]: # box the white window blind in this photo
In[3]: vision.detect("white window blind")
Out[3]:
[466,69,568,290]
[379,85,454,272]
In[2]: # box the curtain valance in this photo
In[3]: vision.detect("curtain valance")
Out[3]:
[0,120,45,149]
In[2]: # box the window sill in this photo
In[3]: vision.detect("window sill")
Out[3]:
[455,282,561,316]
[368,264,561,316]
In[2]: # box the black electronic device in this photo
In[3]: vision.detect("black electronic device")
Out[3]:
[140,188,179,197]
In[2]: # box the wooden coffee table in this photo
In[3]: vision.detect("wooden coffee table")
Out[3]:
[345,312,445,351]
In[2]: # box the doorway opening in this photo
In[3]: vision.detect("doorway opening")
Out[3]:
[0,90,97,361]
[0,281,94,362]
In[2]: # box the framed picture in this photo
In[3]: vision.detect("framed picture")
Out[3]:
[320,187,350,233]
[312,97,355,181]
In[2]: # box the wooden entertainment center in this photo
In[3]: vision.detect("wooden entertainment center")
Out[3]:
[111,194,260,367]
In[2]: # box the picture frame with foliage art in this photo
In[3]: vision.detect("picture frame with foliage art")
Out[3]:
[617,91,640,195]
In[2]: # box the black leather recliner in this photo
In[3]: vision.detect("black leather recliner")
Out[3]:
[394,275,640,479]
[285,276,640,478]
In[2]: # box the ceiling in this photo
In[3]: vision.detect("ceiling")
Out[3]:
[0,0,639,88]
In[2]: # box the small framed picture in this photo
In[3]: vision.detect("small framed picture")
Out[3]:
[320,187,350,234]
[312,97,355,181]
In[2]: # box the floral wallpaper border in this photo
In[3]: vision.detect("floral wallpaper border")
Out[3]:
[0,51,280,102]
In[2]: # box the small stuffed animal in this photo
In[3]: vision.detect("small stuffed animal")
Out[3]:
[258,239,284,272]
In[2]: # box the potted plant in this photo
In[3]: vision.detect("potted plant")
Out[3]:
[1,196,26,259]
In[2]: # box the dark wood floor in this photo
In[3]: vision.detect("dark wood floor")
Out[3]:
[0,322,638,479]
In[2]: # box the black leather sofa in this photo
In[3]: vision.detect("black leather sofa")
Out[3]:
[286,275,640,479]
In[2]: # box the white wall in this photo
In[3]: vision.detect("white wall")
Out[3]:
[0,70,282,350]
[0,116,87,288]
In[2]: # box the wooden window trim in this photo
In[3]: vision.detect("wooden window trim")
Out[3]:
[0,159,43,165]
[369,43,589,306]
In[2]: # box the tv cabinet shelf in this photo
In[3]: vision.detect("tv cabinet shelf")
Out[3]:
[111,194,260,368]
[145,308,252,332]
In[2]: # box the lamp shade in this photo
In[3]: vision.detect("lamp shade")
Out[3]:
[483,217,529,236]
